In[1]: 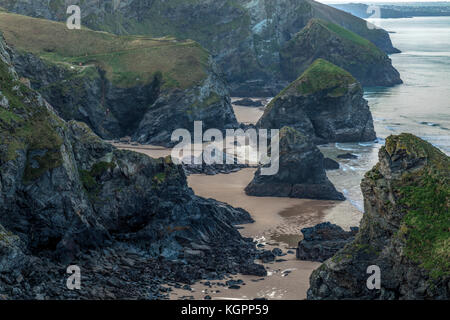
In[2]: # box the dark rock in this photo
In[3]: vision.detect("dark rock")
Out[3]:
[272,248,283,256]
[257,251,276,263]
[297,222,358,262]
[245,127,345,200]
[234,98,263,107]
[181,151,252,176]
[258,59,376,144]
[308,134,450,300]
[323,158,340,170]
[133,60,238,147]
[280,19,402,87]
[226,279,243,287]
[337,153,358,159]
[204,295,211,300]
[239,263,267,277]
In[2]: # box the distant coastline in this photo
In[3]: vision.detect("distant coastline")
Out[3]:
[327,2,450,19]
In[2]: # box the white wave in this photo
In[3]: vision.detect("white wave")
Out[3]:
[335,143,358,151]
[401,51,450,57]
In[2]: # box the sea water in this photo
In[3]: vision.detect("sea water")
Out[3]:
[322,17,450,211]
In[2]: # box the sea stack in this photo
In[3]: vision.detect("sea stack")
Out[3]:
[258,59,377,144]
[245,127,345,200]
[280,19,402,87]
[308,134,450,300]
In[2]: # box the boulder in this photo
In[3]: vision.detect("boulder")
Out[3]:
[297,222,358,262]
[323,158,340,170]
[234,98,263,107]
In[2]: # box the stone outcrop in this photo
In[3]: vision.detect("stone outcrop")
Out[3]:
[245,127,345,200]
[297,223,359,262]
[323,158,340,170]
[0,0,400,95]
[280,19,402,87]
[0,36,264,299]
[308,134,449,300]
[0,11,237,147]
[258,59,377,144]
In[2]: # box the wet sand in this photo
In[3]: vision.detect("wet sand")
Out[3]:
[111,143,172,159]
[232,105,265,125]
[170,169,360,300]
[231,97,266,125]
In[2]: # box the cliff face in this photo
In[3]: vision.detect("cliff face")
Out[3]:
[0,11,237,146]
[245,126,344,200]
[0,0,400,95]
[280,19,402,87]
[258,59,376,144]
[308,134,449,300]
[0,36,264,299]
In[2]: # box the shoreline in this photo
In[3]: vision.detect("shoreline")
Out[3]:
[112,101,363,300]
[113,143,362,300]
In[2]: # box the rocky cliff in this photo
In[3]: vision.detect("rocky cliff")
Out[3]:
[0,0,400,95]
[0,35,264,299]
[0,11,237,147]
[308,134,449,300]
[280,19,402,87]
[258,59,376,144]
[245,126,344,200]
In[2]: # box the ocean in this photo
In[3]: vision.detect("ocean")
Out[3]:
[322,16,450,211]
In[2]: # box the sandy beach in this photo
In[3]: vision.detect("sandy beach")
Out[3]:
[113,99,363,300]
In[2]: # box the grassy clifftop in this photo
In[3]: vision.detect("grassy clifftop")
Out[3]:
[317,19,384,57]
[0,12,210,89]
[294,58,358,96]
[274,59,358,101]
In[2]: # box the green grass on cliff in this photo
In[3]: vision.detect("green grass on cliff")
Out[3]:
[0,57,64,181]
[265,59,358,112]
[320,20,382,55]
[295,59,358,96]
[0,12,210,88]
[386,134,450,278]
[299,19,384,59]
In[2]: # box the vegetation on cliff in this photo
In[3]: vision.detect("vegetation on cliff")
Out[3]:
[264,59,359,114]
[0,12,209,89]
[383,134,449,278]
[0,52,63,182]
[284,58,358,98]
[280,19,402,86]
[308,134,449,299]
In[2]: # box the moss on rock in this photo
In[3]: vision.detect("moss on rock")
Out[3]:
[386,134,449,278]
